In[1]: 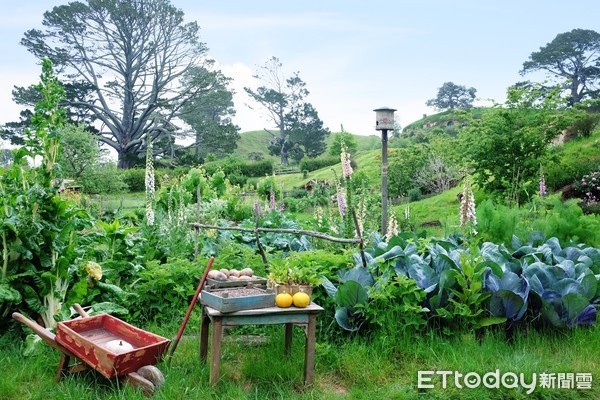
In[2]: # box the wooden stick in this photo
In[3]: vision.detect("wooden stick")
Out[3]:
[189,223,361,244]
[254,217,269,265]
[351,208,368,269]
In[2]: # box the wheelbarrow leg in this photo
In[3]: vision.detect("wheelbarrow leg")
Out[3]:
[56,354,70,383]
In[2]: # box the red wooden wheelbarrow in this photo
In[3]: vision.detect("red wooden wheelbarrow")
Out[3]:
[12,304,170,396]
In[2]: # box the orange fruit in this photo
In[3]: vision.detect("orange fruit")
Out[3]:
[292,292,311,308]
[275,293,293,308]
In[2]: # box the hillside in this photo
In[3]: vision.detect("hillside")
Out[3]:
[234,130,381,163]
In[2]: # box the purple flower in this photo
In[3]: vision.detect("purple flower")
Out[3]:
[539,174,546,196]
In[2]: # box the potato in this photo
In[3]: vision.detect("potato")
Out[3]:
[228,275,240,281]
[207,270,228,281]
[228,269,240,277]
[219,268,230,277]
[239,268,253,277]
[238,275,252,280]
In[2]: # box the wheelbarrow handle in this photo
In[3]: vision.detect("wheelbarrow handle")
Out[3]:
[73,303,90,318]
[12,312,77,358]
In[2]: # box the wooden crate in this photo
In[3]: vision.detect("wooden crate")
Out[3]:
[56,314,170,379]
[205,276,268,289]
[201,287,275,313]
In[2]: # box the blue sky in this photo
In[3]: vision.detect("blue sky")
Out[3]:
[1,1,599,138]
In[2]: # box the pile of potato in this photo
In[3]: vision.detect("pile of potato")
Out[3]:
[207,268,257,282]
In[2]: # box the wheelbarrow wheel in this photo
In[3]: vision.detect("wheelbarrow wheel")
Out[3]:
[137,365,166,389]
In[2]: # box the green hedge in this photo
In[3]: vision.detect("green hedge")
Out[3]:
[204,158,273,177]
[300,156,339,172]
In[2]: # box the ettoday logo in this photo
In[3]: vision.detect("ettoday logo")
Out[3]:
[418,370,593,394]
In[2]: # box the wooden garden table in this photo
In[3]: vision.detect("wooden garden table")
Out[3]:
[199,302,324,386]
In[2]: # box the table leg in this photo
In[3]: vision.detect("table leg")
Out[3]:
[304,314,316,386]
[210,317,223,385]
[200,309,210,363]
[284,323,293,356]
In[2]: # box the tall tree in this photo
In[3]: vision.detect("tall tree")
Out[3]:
[521,29,600,106]
[19,0,227,168]
[178,66,239,161]
[244,57,329,165]
[426,82,477,110]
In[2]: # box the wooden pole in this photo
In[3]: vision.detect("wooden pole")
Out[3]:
[381,128,389,236]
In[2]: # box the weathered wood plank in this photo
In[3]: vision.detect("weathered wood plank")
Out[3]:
[200,289,275,313]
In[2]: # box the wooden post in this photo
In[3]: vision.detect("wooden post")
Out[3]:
[381,128,389,236]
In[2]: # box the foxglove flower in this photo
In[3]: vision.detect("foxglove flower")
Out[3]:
[341,142,353,180]
[145,132,155,225]
[460,177,477,234]
[336,180,346,218]
[539,170,546,196]
[386,212,398,241]
[253,202,263,218]
[270,189,276,210]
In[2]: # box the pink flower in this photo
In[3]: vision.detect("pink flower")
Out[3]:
[336,180,346,218]
[341,144,353,180]
[270,189,276,210]
[460,177,477,234]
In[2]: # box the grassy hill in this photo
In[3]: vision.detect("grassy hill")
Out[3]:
[234,130,381,163]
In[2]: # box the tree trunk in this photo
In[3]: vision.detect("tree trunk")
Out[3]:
[117,150,134,169]
[279,128,289,166]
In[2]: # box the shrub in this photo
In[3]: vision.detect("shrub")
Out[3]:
[131,258,200,322]
[407,188,422,202]
[119,168,146,192]
[77,163,128,194]
[240,160,273,177]
[573,171,600,204]
[572,114,600,138]
[300,156,339,172]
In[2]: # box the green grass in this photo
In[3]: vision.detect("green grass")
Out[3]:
[3,322,599,399]
[90,192,146,211]
[233,131,382,165]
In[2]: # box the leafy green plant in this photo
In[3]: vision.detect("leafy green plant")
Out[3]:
[0,59,96,329]
[130,258,201,322]
[365,274,429,334]
[434,252,506,330]
[321,266,373,332]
